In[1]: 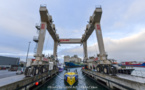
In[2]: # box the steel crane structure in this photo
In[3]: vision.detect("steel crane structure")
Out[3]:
[81,7,116,75]
[25,5,117,76]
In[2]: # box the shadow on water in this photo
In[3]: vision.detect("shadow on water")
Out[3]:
[39,67,108,90]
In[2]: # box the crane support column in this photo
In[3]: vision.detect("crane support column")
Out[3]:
[94,23,107,60]
[83,41,88,61]
[53,41,58,60]
[33,22,47,65]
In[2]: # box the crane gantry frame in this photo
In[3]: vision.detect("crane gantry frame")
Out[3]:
[27,5,115,77]
[34,5,108,62]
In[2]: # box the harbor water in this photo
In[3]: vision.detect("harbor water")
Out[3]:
[131,67,145,77]
[39,67,107,90]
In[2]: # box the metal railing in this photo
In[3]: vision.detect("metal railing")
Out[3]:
[40,4,47,7]
[95,5,102,9]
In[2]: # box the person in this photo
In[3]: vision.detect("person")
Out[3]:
[93,65,95,71]
[90,66,92,70]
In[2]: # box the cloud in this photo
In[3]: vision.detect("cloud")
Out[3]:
[56,26,85,38]
[58,30,145,62]
[0,46,23,54]
[0,8,36,39]
[0,0,145,63]
[100,0,145,39]
[124,0,145,19]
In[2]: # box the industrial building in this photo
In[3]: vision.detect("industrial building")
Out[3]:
[64,55,82,63]
[0,56,20,68]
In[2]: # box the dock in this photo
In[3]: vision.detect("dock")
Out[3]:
[82,69,145,90]
[0,70,58,90]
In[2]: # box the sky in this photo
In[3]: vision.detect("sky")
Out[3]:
[0,0,145,63]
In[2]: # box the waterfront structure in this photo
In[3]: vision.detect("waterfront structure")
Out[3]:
[0,56,19,68]
[64,55,82,67]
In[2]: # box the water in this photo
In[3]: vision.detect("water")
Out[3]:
[39,67,107,90]
[131,67,145,77]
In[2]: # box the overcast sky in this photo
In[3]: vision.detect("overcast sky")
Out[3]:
[0,0,145,63]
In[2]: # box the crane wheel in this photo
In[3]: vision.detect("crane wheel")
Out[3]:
[96,67,100,72]
[103,67,107,74]
[39,66,43,74]
[24,67,29,75]
[111,66,117,76]
[43,68,45,73]
[96,65,103,72]
[24,66,31,76]
[33,67,39,75]
[103,66,110,74]
[36,68,39,75]
[45,66,48,72]
[42,67,46,73]
[39,66,46,73]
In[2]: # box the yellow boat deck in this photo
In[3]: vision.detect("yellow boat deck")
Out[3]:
[64,72,78,86]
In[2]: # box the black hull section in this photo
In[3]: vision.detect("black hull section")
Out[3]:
[118,69,134,75]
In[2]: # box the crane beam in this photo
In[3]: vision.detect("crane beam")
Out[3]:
[81,7,102,42]
[59,38,82,44]
[39,6,59,41]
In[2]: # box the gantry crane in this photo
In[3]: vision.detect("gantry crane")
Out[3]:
[25,5,117,76]
[81,6,117,75]
[25,5,59,76]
